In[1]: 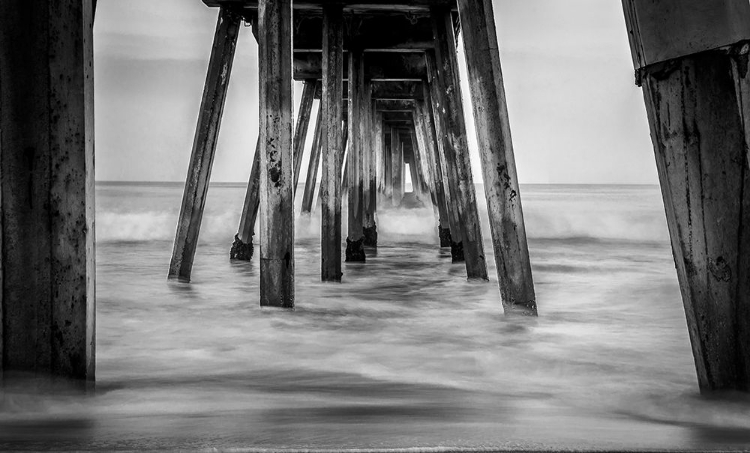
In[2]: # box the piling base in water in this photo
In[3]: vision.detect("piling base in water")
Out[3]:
[345,237,366,262]
[363,224,378,247]
[451,240,464,262]
[438,225,451,248]
[230,234,253,260]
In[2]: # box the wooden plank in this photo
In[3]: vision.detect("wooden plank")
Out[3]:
[231,137,261,260]
[203,0,457,14]
[169,8,240,282]
[430,8,487,280]
[622,0,750,71]
[0,0,95,379]
[293,80,317,195]
[458,0,536,315]
[320,4,345,281]
[314,81,425,100]
[294,52,427,81]
[627,5,750,392]
[258,0,294,307]
[301,108,323,214]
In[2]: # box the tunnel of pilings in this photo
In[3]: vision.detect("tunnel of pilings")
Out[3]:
[1,0,750,394]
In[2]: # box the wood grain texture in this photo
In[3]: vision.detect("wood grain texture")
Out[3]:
[346,50,366,243]
[458,0,535,314]
[391,127,404,206]
[0,0,95,379]
[641,51,750,392]
[237,137,261,243]
[169,8,240,282]
[301,108,323,214]
[430,7,487,280]
[258,0,294,307]
[425,51,463,244]
[293,80,317,195]
[364,86,377,229]
[416,98,450,230]
[320,4,344,281]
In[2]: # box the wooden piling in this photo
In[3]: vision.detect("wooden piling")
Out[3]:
[374,111,385,195]
[384,127,394,203]
[415,98,452,247]
[0,0,95,380]
[426,51,465,260]
[429,10,488,280]
[169,8,240,282]
[458,0,536,314]
[346,49,366,262]
[623,0,750,391]
[320,4,344,281]
[258,0,294,307]
[293,80,317,196]
[391,128,404,206]
[231,137,261,260]
[364,88,378,247]
[301,109,323,214]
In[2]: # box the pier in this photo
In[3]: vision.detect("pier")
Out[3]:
[0,0,748,394]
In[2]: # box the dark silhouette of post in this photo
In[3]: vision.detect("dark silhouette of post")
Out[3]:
[0,0,95,381]
[321,4,344,281]
[458,0,536,315]
[169,8,240,281]
[258,0,294,307]
[622,0,750,391]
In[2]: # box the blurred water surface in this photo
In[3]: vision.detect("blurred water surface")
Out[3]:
[2,183,750,451]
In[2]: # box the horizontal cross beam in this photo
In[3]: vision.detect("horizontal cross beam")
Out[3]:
[294,52,426,81]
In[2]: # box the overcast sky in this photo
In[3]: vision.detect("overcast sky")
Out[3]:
[94,0,656,184]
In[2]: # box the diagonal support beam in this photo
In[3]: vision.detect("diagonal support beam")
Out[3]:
[169,8,240,282]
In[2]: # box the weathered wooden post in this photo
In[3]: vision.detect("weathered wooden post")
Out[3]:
[458,0,536,315]
[384,127,394,203]
[415,98,452,247]
[0,0,95,381]
[346,49,367,261]
[169,8,240,281]
[364,89,378,247]
[293,80,317,195]
[429,11,488,280]
[391,128,404,206]
[231,138,260,260]
[258,0,294,307]
[426,51,466,261]
[321,4,344,281]
[622,0,750,391]
[301,109,323,214]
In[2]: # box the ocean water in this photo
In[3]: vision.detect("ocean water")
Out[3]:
[2,182,750,451]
